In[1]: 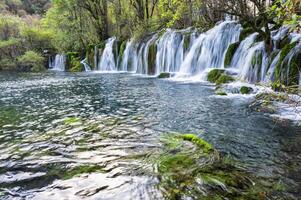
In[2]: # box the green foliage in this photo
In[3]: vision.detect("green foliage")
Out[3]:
[17,51,45,72]
[224,42,240,67]
[0,58,17,70]
[20,26,54,51]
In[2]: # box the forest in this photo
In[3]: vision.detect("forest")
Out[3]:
[0,1,300,71]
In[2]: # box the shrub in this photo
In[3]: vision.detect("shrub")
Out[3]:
[18,51,45,72]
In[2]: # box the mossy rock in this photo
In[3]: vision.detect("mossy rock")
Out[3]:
[278,35,290,49]
[240,86,253,94]
[224,42,240,67]
[118,40,127,60]
[158,72,171,78]
[150,133,283,200]
[207,69,225,83]
[148,43,157,75]
[179,134,213,153]
[216,90,228,96]
[274,41,299,87]
[85,44,95,68]
[216,74,235,85]
[239,27,253,41]
[184,35,190,51]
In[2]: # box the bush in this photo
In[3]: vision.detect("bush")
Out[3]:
[18,51,45,72]
[0,58,17,70]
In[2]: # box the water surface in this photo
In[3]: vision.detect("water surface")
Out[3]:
[0,72,300,199]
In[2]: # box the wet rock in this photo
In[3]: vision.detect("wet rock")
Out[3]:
[75,185,109,197]
[158,73,171,79]
[240,86,253,94]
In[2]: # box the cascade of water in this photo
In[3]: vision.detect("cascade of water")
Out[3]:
[238,42,266,82]
[50,54,66,71]
[271,26,290,49]
[81,58,92,72]
[98,37,117,71]
[155,30,184,74]
[230,33,258,68]
[284,42,301,85]
[121,40,139,72]
[265,52,281,82]
[135,35,157,74]
[177,21,241,78]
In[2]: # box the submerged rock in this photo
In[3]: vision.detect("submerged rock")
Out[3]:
[158,72,171,79]
[149,133,283,200]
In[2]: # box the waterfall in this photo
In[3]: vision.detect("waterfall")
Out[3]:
[98,37,117,71]
[230,33,258,69]
[121,40,138,72]
[90,21,301,87]
[238,42,267,82]
[266,52,281,82]
[81,58,91,72]
[177,21,241,78]
[135,35,157,74]
[155,30,184,74]
[49,54,66,71]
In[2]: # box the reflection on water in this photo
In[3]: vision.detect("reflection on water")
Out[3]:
[0,71,300,199]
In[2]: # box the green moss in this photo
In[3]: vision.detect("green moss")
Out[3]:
[207,69,225,83]
[151,133,282,199]
[119,40,127,59]
[86,44,95,68]
[274,41,298,87]
[239,27,253,41]
[240,86,253,94]
[184,35,190,51]
[216,91,227,96]
[224,42,240,67]
[215,74,235,85]
[63,117,81,125]
[148,43,157,75]
[207,69,235,85]
[158,72,171,78]
[180,134,213,153]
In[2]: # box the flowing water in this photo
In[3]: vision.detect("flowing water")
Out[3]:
[81,59,92,72]
[49,55,66,71]
[0,71,301,199]
[97,38,117,71]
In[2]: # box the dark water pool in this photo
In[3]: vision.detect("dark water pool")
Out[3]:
[0,72,300,199]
